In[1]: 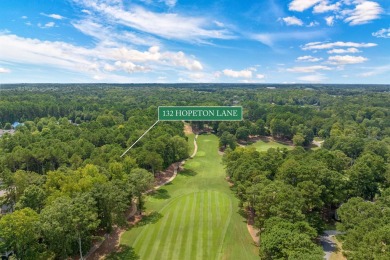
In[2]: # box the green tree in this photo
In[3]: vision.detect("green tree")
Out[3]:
[235,126,250,141]
[91,181,129,232]
[170,135,189,161]
[219,131,237,149]
[293,133,305,146]
[15,185,46,212]
[40,194,99,258]
[127,168,154,215]
[0,208,43,259]
[259,217,323,260]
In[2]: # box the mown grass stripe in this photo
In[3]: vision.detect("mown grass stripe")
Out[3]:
[196,191,205,259]
[168,194,196,259]
[207,190,213,258]
[121,135,259,260]
[217,195,233,260]
[216,191,222,224]
[134,211,162,256]
[171,195,191,260]
[183,192,197,260]
[143,211,171,260]
[160,198,182,259]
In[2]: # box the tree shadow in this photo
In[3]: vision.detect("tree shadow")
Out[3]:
[150,189,170,200]
[180,169,197,176]
[106,245,140,260]
[135,211,163,227]
[237,208,248,219]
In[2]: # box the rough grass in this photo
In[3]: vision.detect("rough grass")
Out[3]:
[120,134,258,260]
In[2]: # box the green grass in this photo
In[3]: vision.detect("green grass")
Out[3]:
[187,133,195,156]
[121,134,258,260]
[248,139,293,152]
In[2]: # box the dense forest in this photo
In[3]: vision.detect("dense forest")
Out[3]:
[0,84,389,259]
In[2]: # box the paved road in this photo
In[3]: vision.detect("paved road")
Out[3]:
[320,230,345,260]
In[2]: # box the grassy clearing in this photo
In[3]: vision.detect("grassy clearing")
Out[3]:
[120,134,258,260]
[248,139,293,152]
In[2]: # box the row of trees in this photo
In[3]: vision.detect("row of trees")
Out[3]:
[220,87,389,258]
[0,163,154,258]
[0,87,193,258]
[1,84,389,258]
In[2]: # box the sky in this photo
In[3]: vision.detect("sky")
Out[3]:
[0,0,389,84]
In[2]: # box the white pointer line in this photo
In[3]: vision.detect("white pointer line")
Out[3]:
[120,120,160,158]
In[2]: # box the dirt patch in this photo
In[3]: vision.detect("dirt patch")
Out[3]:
[246,209,260,246]
[184,123,193,135]
[247,224,260,246]
[225,177,234,187]
[329,236,347,260]
[154,162,181,188]
[86,201,137,260]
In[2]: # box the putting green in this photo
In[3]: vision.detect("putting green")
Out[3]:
[121,134,258,260]
[248,139,293,152]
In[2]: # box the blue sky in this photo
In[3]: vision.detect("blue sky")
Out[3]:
[0,0,389,83]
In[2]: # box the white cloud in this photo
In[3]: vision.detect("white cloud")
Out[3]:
[114,61,148,73]
[141,0,177,7]
[343,1,383,25]
[0,68,11,73]
[71,0,233,42]
[103,64,116,72]
[38,22,55,28]
[214,21,225,27]
[252,30,326,48]
[325,16,335,26]
[360,65,390,77]
[161,0,177,7]
[298,74,327,82]
[281,16,304,26]
[21,16,28,19]
[296,55,323,62]
[256,74,265,79]
[40,13,65,20]
[302,41,377,50]
[372,28,390,38]
[81,9,92,15]
[289,0,322,12]
[327,47,360,54]
[72,19,159,46]
[164,51,203,71]
[290,0,383,26]
[313,1,340,13]
[307,21,319,27]
[223,69,253,78]
[328,55,367,64]
[0,33,204,79]
[188,73,205,80]
[287,65,331,73]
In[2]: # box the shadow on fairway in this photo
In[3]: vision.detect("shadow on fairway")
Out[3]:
[106,245,140,260]
[180,169,197,176]
[151,189,170,200]
[135,211,163,227]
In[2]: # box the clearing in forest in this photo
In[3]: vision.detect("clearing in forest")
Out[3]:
[248,138,293,152]
[120,134,258,260]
